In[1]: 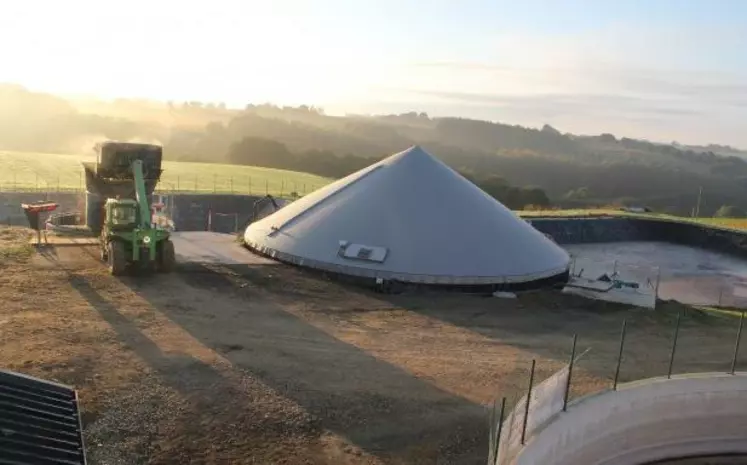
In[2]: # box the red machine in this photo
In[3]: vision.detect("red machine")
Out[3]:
[21,201,59,245]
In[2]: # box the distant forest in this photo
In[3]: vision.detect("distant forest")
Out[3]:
[2,83,747,214]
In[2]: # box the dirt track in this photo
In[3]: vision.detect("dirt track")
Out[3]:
[0,229,744,464]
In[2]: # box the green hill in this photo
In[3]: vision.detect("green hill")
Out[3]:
[0,150,332,196]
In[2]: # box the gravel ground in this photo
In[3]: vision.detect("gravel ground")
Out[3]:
[0,229,743,464]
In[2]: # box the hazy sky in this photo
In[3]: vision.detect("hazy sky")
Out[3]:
[2,0,746,146]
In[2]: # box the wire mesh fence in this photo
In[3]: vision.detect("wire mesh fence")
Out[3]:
[0,174,328,198]
[487,311,746,465]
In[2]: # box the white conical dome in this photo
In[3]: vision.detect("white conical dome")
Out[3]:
[244,146,570,286]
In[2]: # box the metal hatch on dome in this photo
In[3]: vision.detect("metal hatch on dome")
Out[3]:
[338,240,388,263]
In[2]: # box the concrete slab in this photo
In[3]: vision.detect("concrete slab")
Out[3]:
[171,231,277,266]
[562,285,656,309]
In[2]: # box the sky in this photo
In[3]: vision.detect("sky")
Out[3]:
[1,0,746,146]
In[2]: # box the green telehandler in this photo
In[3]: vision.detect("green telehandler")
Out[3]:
[83,142,176,275]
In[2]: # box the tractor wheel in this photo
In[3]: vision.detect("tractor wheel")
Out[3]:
[158,240,176,273]
[108,241,127,276]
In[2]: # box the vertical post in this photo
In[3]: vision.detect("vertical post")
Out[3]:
[613,260,618,275]
[668,310,682,379]
[571,255,576,276]
[521,359,536,445]
[563,334,577,411]
[207,208,212,231]
[234,213,239,233]
[613,319,628,390]
[488,400,495,462]
[731,311,745,375]
[493,397,506,464]
[654,267,661,300]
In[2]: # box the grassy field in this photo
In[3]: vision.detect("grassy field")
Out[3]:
[0,150,332,196]
[3,150,747,231]
[517,208,747,231]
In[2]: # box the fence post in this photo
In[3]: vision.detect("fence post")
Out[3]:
[613,319,628,390]
[563,334,577,411]
[493,397,506,464]
[654,267,661,301]
[731,311,745,375]
[613,260,618,274]
[521,359,536,445]
[668,310,682,379]
[488,400,495,464]
[234,213,239,233]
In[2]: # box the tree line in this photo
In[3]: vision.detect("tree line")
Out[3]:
[2,83,747,215]
[226,136,550,209]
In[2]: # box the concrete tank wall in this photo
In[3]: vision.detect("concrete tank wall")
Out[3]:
[513,373,747,465]
[529,217,747,258]
[0,192,81,226]
[159,194,267,233]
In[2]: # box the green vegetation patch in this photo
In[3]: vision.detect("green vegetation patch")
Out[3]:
[0,150,333,196]
[0,227,33,263]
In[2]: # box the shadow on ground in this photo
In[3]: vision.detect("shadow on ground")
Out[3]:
[377,287,744,395]
[113,263,488,464]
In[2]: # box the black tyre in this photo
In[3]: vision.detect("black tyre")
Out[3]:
[108,241,127,276]
[158,240,176,273]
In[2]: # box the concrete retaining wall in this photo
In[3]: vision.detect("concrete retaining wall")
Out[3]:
[529,217,747,258]
[514,373,747,465]
[0,192,82,226]
[156,194,266,233]
[0,192,271,233]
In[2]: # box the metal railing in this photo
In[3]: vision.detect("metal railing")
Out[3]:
[0,174,328,198]
[488,310,746,465]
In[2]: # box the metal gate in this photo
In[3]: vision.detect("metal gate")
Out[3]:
[0,370,87,464]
